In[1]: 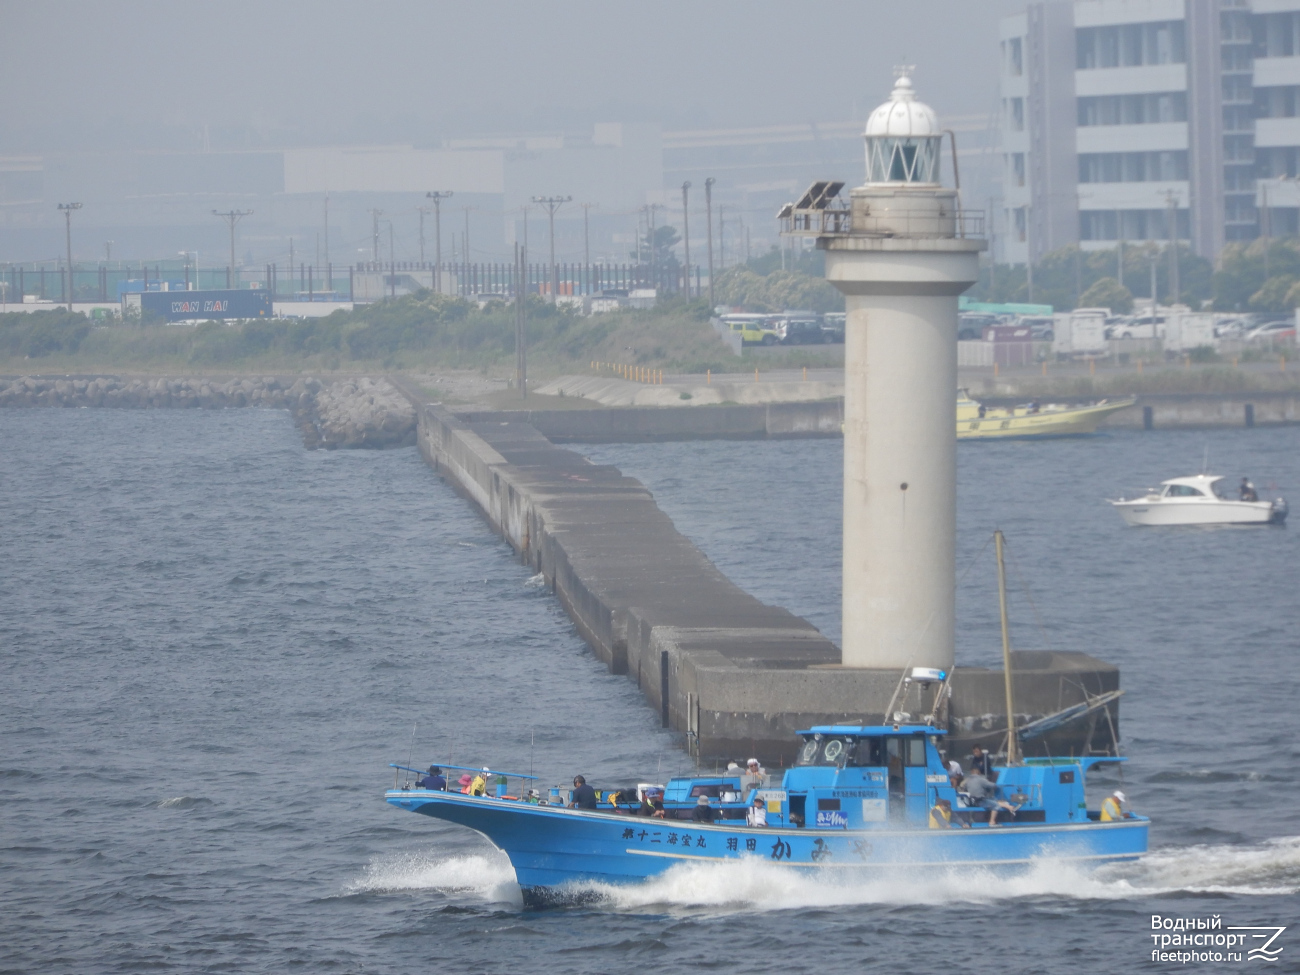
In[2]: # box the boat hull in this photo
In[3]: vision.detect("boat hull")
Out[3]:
[957,399,1134,439]
[1112,498,1283,526]
[387,790,1149,901]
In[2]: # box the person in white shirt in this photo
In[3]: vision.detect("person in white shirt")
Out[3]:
[741,757,766,792]
[746,795,767,827]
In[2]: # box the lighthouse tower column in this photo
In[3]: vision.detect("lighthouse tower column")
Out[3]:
[824,76,985,672]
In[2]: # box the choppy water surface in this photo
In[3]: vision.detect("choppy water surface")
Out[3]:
[3,410,1299,974]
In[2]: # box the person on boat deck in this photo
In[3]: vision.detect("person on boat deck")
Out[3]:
[638,789,663,818]
[746,795,768,827]
[1240,478,1259,502]
[569,775,598,810]
[961,771,1019,826]
[947,760,963,790]
[968,745,993,777]
[469,769,489,797]
[978,403,987,419]
[741,758,766,792]
[928,798,961,829]
[692,795,717,823]
[417,765,446,791]
[1100,790,1131,821]
[457,773,474,794]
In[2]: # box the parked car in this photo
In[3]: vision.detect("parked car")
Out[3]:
[1017,315,1055,341]
[778,318,825,345]
[1110,315,1163,340]
[958,312,997,340]
[1245,319,1297,343]
[820,312,846,344]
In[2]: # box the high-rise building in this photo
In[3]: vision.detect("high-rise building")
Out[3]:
[999,0,1300,265]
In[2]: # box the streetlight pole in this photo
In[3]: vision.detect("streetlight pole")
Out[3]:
[388,221,396,299]
[581,202,598,292]
[212,209,253,289]
[532,195,571,301]
[368,209,383,264]
[681,181,691,298]
[704,177,715,310]
[58,203,82,310]
[426,191,452,293]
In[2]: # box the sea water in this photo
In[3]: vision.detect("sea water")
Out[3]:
[2,408,1298,973]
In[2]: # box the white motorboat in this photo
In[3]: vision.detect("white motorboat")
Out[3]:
[1110,474,1288,527]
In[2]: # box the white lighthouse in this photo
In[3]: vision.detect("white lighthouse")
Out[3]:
[784,74,985,673]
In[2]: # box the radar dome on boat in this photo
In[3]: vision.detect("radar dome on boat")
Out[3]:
[864,73,942,184]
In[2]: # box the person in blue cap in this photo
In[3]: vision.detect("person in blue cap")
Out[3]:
[417,765,446,790]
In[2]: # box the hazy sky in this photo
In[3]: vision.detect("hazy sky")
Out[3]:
[3,0,1027,152]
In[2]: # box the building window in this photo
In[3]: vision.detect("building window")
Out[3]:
[1014,207,1027,243]
[1224,134,1255,162]
[1224,164,1256,190]
[1223,75,1253,104]
[1257,146,1300,178]
[1007,97,1024,132]
[1255,86,1300,118]
[1080,209,1189,241]
[1223,104,1255,131]
[1254,11,1300,58]
[1223,46,1253,71]
[1077,21,1186,69]
[1079,151,1189,183]
[1011,153,1026,187]
[1225,195,1257,223]
[1007,36,1023,76]
[1078,92,1187,125]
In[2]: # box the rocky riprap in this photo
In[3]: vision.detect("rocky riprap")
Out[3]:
[0,375,416,450]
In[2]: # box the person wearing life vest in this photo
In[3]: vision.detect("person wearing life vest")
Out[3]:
[468,769,489,796]
[1099,790,1129,821]
[929,798,958,829]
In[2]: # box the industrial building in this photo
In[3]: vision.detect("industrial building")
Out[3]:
[999,0,1300,265]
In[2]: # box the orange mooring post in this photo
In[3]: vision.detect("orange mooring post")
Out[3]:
[1090,358,1096,376]
[803,366,807,381]
[994,361,999,378]
[1041,360,1047,377]
[754,367,759,383]
[1137,359,1143,374]
[707,369,711,384]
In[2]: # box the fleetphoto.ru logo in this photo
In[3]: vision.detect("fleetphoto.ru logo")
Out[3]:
[1151,915,1286,964]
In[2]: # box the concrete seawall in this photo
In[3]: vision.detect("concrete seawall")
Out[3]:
[404,386,1119,763]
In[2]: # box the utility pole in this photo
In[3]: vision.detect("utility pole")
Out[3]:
[105,241,114,263]
[532,195,571,301]
[426,191,452,293]
[717,205,726,270]
[647,203,660,291]
[368,208,383,264]
[681,181,691,298]
[581,202,598,281]
[289,237,295,286]
[515,243,527,398]
[462,206,475,266]
[388,221,396,298]
[704,177,715,310]
[58,202,82,310]
[212,208,252,289]
[323,192,330,269]
[416,205,431,265]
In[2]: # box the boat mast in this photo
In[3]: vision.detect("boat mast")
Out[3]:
[994,530,1020,765]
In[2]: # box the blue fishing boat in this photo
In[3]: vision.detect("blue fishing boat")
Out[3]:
[385,724,1148,905]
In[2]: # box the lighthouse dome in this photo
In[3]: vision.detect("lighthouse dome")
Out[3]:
[863,75,942,184]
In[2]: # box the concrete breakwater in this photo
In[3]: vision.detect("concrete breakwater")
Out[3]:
[401,385,1118,763]
[0,375,416,449]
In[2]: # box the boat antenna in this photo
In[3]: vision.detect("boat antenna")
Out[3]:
[530,728,535,778]
[405,722,417,784]
[1202,445,1209,475]
[995,530,1021,766]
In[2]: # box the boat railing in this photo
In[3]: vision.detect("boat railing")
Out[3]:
[390,762,539,796]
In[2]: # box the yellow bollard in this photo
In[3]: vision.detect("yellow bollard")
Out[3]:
[803,366,807,381]
[1089,358,1095,376]
[755,367,759,383]
[1137,359,1143,374]
[1233,356,1239,368]
[707,369,711,385]
[994,361,999,378]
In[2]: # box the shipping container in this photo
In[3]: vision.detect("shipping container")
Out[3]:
[137,289,271,322]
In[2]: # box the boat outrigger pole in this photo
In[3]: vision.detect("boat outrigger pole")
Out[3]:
[995,530,1020,766]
